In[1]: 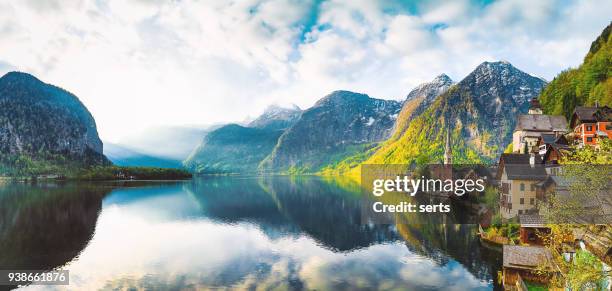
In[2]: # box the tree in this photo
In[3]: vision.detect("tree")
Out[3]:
[539,139,611,289]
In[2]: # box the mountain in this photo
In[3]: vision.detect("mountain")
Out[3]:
[248,104,302,130]
[406,74,454,103]
[0,72,108,171]
[539,22,611,119]
[259,90,402,173]
[392,74,454,141]
[104,143,182,168]
[183,124,283,174]
[184,105,301,174]
[347,61,546,169]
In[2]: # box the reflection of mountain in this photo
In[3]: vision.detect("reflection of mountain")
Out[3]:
[0,183,109,270]
[186,177,501,287]
[259,177,402,251]
[185,177,401,251]
[394,218,502,289]
[185,177,298,237]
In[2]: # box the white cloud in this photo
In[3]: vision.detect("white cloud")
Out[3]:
[0,0,609,143]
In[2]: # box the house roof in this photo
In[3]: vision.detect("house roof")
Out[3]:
[542,144,571,164]
[505,165,548,180]
[499,154,548,180]
[499,153,530,164]
[571,106,612,128]
[540,133,557,144]
[519,214,547,227]
[539,133,568,146]
[503,245,556,271]
[549,175,572,187]
[515,114,568,132]
[539,173,612,224]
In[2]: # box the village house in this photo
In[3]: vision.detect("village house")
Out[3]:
[502,245,557,288]
[569,105,612,147]
[498,153,548,219]
[536,174,612,225]
[519,214,550,245]
[537,133,571,166]
[512,99,568,154]
[534,175,570,202]
[536,175,612,265]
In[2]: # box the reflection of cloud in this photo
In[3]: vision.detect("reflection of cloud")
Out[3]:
[20,202,491,290]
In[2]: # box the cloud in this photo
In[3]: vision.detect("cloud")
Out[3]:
[0,0,609,142]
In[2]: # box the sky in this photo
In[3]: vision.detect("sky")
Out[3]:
[0,0,610,143]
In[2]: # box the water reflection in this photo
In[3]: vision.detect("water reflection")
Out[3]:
[0,177,501,290]
[0,183,108,270]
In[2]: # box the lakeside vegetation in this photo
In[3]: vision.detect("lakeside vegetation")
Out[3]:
[539,23,611,118]
[0,153,191,181]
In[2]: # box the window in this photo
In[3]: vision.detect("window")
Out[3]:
[518,210,523,214]
[607,125,612,130]
[586,125,593,131]
[520,183,525,191]
[530,184,536,191]
[502,183,509,194]
[530,198,535,205]
[520,198,524,205]
[587,137,593,142]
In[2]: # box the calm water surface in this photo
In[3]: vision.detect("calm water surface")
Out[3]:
[0,177,501,290]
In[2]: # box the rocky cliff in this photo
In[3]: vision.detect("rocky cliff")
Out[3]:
[364,61,547,165]
[260,90,401,172]
[248,104,302,131]
[184,124,284,174]
[391,74,454,141]
[0,72,108,168]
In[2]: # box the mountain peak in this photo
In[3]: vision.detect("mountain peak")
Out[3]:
[456,60,547,110]
[0,71,42,84]
[433,74,453,84]
[466,60,545,88]
[315,90,370,107]
[405,74,454,103]
[263,104,301,114]
[248,104,302,130]
[476,60,515,70]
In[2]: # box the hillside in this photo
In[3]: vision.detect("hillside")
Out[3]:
[0,72,109,174]
[539,22,611,119]
[390,74,454,142]
[184,105,302,174]
[259,91,401,173]
[327,61,546,174]
[184,124,284,174]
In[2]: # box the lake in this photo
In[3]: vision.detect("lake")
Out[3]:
[0,177,502,290]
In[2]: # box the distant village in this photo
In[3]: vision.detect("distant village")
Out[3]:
[488,99,612,290]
